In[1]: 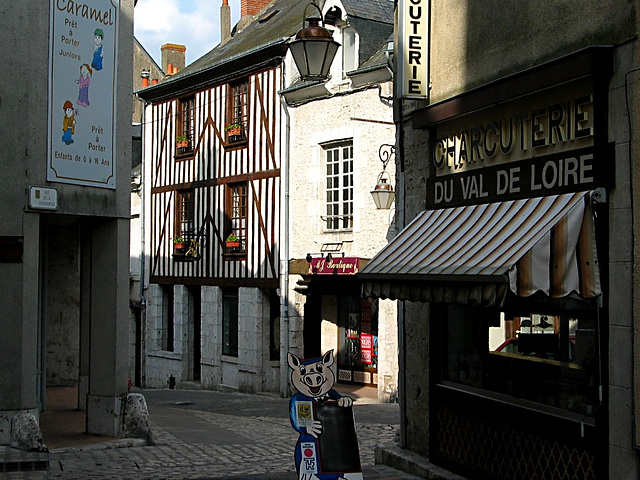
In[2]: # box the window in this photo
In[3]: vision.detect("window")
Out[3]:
[341,26,357,77]
[161,285,174,352]
[222,288,239,356]
[325,142,353,230]
[177,96,195,153]
[440,303,599,416]
[226,79,249,143]
[175,189,195,237]
[225,183,248,252]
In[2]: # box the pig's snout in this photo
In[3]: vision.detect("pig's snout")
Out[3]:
[304,374,324,387]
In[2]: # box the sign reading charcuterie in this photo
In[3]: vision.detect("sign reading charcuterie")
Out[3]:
[427,78,612,208]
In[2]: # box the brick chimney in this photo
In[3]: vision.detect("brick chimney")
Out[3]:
[161,44,186,74]
[241,0,273,17]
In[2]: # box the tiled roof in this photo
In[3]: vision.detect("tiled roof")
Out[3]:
[351,34,392,73]
[340,0,394,24]
[138,0,394,99]
[182,0,304,76]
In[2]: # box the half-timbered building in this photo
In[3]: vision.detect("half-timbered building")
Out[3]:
[136,0,300,393]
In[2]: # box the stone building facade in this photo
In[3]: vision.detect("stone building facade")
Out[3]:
[362,0,640,478]
[285,80,399,401]
[0,0,134,448]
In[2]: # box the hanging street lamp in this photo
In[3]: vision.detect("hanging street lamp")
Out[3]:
[371,144,396,210]
[288,2,340,82]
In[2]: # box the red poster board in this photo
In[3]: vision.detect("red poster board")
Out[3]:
[360,333,373,365]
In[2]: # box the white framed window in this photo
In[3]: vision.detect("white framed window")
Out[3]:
[324,141,353,231]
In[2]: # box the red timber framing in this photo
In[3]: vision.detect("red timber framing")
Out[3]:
[148,66,282,287]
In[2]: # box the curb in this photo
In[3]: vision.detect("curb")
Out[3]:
[374,442,467,480]
[48,437,148,453]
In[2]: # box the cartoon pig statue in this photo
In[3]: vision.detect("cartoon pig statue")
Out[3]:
[288,350,363,480]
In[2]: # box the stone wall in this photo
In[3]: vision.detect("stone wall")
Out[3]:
[201,286,223,388]
[46,225,81,387]
[145,284,280,393]
[399,1,639,474]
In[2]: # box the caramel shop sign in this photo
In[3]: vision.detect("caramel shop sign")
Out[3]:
[47,0,119,189]
[427,81,606,208]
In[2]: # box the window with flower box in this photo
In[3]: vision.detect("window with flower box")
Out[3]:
[175,189,195,238]
[224,182,248,254]
[225,79,249,144]
[177,96,195,154]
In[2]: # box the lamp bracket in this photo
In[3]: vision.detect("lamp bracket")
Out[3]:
[378,143,395,171]
[302,2,326,28]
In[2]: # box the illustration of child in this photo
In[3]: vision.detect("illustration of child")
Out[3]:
[76,64,92,107]
[61,100,76,145]
[91,28,104,71]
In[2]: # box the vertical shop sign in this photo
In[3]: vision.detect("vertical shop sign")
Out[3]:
[398,0,429,99]
[47,0,119,189]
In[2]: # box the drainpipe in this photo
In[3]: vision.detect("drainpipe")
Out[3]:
[139,100,147,309]
[280,63,291,398]
[138,97,148,387]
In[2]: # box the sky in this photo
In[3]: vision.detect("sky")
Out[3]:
[135,0,242,67]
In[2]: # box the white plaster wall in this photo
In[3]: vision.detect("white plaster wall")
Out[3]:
[287,82,399,400]
[289,84,396,259]
[287,284,306,357]
[377,299,398,402]
[321,296,339,357]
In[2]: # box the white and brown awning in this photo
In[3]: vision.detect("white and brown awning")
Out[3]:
[360,191,601,307]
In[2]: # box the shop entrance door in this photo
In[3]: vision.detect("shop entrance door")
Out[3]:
[337,296,378,386]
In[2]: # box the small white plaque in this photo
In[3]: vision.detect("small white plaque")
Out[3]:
[29,187,58,210]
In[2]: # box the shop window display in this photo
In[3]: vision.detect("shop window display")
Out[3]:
[337,296,378,385]
[442,303,599,416]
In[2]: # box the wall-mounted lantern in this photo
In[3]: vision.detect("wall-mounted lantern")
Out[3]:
[371,144,396,210]
[288,2,340,82]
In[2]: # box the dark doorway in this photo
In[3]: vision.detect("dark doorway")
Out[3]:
[189,287,201,381]
[304,295,322,358]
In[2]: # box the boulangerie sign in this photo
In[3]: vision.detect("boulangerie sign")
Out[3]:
[48,0,120,188]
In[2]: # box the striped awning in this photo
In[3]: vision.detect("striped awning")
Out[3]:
[360,191,601,307]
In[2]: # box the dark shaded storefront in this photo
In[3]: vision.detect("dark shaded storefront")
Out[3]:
[295,257,381,387]
[362,48,613,479]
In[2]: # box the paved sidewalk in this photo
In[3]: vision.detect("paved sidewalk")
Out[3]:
[3,386,427,479]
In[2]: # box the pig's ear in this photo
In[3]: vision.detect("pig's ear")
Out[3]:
[322,349,334,367]
[288,352,301,369]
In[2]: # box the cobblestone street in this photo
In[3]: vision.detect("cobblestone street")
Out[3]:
[4,386,426,479]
